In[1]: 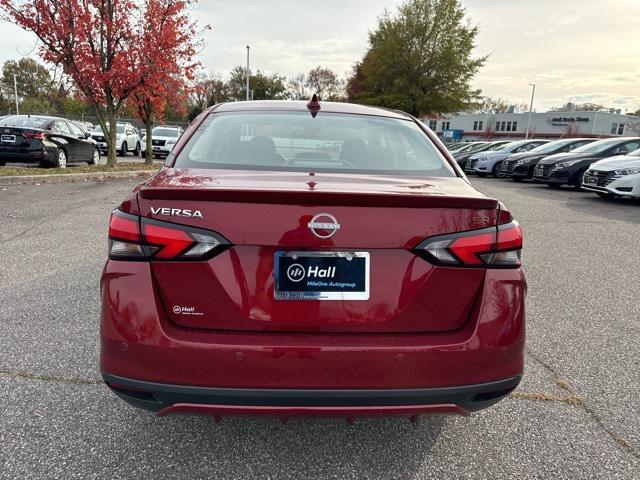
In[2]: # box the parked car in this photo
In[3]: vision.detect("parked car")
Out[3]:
[533,137,640,189]
[0,114,99,168]
[447,141,484,155]
[101,100,525,419]
[455,141,511,169]
[582,148,640,198]
[466,139,548,177]
[500,138,596,181]
[141,125,184,159]
[90,122,141,157]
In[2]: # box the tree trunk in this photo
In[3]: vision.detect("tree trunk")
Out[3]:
[106,102,118,167]
[145,103,154,165]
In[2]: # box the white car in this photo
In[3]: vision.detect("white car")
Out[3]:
[582,149,640,198]
[90,123,141,157]
[141,126,184,158]
[465,139,548,177]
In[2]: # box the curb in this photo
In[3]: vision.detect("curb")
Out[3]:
[0,170,157,186]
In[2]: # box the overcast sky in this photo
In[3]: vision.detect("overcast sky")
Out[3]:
[0,0,638,112]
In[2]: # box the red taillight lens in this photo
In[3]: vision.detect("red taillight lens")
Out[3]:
[108,210,230,261]
[23,132,46,140]
[415,221,523,268]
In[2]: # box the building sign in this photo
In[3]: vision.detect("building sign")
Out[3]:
[550,116,590,126]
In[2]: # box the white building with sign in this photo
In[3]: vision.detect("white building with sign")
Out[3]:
[422,110,639,142]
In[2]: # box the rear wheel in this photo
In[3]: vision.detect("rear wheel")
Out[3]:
[119,142,128,157]
[55,149,67,169]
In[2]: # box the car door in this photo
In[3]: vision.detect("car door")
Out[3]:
[126,126,137,150]
[51,121,79,160]
[66,121,94,160]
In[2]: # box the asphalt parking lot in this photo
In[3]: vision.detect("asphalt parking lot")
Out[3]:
[0,177,638,479]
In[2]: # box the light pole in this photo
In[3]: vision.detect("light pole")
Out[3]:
[246,45,250,101]
[13,74,19,115]
[525,83,536,139]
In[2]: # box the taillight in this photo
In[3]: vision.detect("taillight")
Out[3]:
[108,210,230,261]
[415,221,523,268]
[23,132,47,140]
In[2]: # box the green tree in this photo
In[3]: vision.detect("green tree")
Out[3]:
[1,58,54,104]
[347,0,486,116]
[228,66,289,101]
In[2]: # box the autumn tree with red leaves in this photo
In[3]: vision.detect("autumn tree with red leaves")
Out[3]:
[0,0,203,166]
[130,0,200,164]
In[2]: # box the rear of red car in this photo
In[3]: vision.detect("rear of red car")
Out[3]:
[100,101,525,419]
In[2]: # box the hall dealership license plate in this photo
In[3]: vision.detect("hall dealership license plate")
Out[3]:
[274,252,370,301]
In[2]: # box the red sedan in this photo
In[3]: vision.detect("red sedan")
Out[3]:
[101,98,525,420]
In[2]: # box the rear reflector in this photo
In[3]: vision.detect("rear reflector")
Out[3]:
[415,221,523,268]
[108,210,230,261]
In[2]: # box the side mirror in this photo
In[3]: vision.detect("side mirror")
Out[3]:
[84,131,91,139]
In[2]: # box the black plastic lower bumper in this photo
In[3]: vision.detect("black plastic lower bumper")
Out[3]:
[103,373,521,415]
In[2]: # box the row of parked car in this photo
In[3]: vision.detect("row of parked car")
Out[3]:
[0,114,183,168]
[447,137,640,199]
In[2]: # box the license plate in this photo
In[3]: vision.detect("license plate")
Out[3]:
[274,252,370,301]
[1,134,16,143]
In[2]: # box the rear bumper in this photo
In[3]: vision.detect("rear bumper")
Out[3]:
[100,261,526,415]
[0,149,50,163]
[103,373,521,417]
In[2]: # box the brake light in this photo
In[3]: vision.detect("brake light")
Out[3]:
[107,210,230,261]
[23,132,47,140]
[415,221,523,268]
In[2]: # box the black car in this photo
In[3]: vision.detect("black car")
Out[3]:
[454,141,511,169]
[500,138,595,182]
[0,115,99,168]
[532,137,640,189]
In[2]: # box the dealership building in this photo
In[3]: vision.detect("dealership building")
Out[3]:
[422,109,639,142]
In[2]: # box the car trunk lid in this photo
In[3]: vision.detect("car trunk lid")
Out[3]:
[137,168,497,333]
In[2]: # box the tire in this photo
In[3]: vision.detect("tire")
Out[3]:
[573,170,587,191]
[119,142,128,157]
[55,149,67,169]
[546,183,561,189]
[134,142,141,157]
[89,148,100,165]
[492,162,502,177]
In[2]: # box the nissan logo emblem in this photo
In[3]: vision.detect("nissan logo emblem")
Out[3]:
[308,213,340,239]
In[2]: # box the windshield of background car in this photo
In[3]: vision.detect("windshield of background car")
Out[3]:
[491,142,511,151]
[153,128,180,137]
[529,139,578,154]
[92,125,125,134]
[174,112,457,176]
[628,148,640,157]
[572,139,624,154]
[0,116,50,128]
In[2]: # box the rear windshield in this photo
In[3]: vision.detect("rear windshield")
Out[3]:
[0,115,50,128]
[174,112,456,176]
[153,128,180,137]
